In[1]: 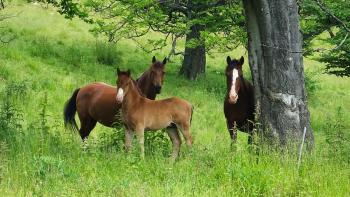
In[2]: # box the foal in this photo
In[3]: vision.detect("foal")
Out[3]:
[116,69,193,160]
[224,56,255,143]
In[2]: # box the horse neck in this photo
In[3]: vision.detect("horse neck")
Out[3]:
[123,82,143,111]
[137,70,156,100]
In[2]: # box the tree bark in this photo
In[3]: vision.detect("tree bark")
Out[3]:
[180,24,206,80]
[0,0,4,10]
[243,0,314,147]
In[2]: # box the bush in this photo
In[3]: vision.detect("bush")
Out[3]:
[95,41,122,66]
[304,69,319,97]
[95,128,125,152]
[29,36,59,58]
[0,81,25,144]
[324,107,350,164]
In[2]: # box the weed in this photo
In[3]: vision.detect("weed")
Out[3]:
[324,106,350,163]
[0,81,24,144]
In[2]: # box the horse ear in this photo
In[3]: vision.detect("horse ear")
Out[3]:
[116,68,120,76]
[152,56,156,63]
[239,56,244,66]
[162,57,167,65]
[127,69,131,76]
[226,56,232,65]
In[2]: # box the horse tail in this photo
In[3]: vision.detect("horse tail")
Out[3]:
[63,88,80,132]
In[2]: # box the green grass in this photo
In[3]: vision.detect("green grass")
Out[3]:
[0,2,349,196]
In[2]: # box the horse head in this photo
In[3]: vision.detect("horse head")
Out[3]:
[149,56,167,94]
[116,68,132,103]
[225,56,244,104]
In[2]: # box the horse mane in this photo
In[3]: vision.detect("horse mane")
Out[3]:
[131,78,144,96]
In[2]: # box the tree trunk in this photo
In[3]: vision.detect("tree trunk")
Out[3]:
[243,0,314,147]
[0,0,4,10]
[180,24,206,80]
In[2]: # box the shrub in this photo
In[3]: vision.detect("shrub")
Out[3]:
[304,69,319,97]
[95,41,122,66]
[324,107,350,164]
[0,81,25,144]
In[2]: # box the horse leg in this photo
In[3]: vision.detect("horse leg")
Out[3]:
[178,123,193,147]
[79,117,97,140]
[166,125,182,161]
[227,121,237,142]
[135,127,145,159]
[124,127,134,153]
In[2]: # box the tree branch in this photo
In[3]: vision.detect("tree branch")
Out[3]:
[314,0,350,33]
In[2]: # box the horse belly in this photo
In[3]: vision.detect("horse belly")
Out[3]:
[224,103,250,122]
[89,89,120,127]
[145,117,172,131]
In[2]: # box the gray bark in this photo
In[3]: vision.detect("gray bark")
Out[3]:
[0,0,4,10]
[180,24,206,80]
[243,0,314,147]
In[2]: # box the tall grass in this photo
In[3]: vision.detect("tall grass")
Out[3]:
[0,2,349,196]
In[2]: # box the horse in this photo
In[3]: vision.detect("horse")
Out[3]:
[223,56,255,144]
[136,56,167,100]
[63,56,167,140]
[115,68,194,160]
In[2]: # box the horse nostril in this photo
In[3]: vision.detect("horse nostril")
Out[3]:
[155,86,162,93]
[229,95,238,104]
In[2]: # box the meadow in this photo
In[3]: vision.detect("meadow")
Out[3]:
[0,2,349,196]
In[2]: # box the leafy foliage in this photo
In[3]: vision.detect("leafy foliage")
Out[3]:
[0,0,16,44]
[47,0,246,58]
[300,0,350,77]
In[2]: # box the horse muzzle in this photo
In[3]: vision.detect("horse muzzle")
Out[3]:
[228,95,238,104]
[154,86,162,94]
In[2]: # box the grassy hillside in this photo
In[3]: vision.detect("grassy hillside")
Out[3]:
[0,2,349,196]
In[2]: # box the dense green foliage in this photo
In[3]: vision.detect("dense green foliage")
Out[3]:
[0,2,349,196]
[41,0,350,78]
[300,0,350,76]
[53,0,246,54]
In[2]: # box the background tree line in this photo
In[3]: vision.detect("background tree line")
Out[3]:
[41,0,349,79]
[3,0,348,146]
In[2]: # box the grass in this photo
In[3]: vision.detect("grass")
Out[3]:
[0,2,349,196]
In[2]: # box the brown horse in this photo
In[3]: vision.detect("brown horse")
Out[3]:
[116,68,193,160]
[224,56,255,144]
[136,56,167,100]
[63,56,167,139]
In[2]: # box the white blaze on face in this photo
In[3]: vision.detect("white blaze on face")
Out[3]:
[116,88,124,102]
[229,69,239,102]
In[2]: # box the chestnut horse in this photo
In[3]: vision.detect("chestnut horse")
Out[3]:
[224,56,255,144]
[116,69,193,160]
[63,56,167,139]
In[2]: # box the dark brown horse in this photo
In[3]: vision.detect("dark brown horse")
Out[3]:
[63,56,167,139]
[136,56,167,100]
[224,56,255,144]
[116,69,193,160]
